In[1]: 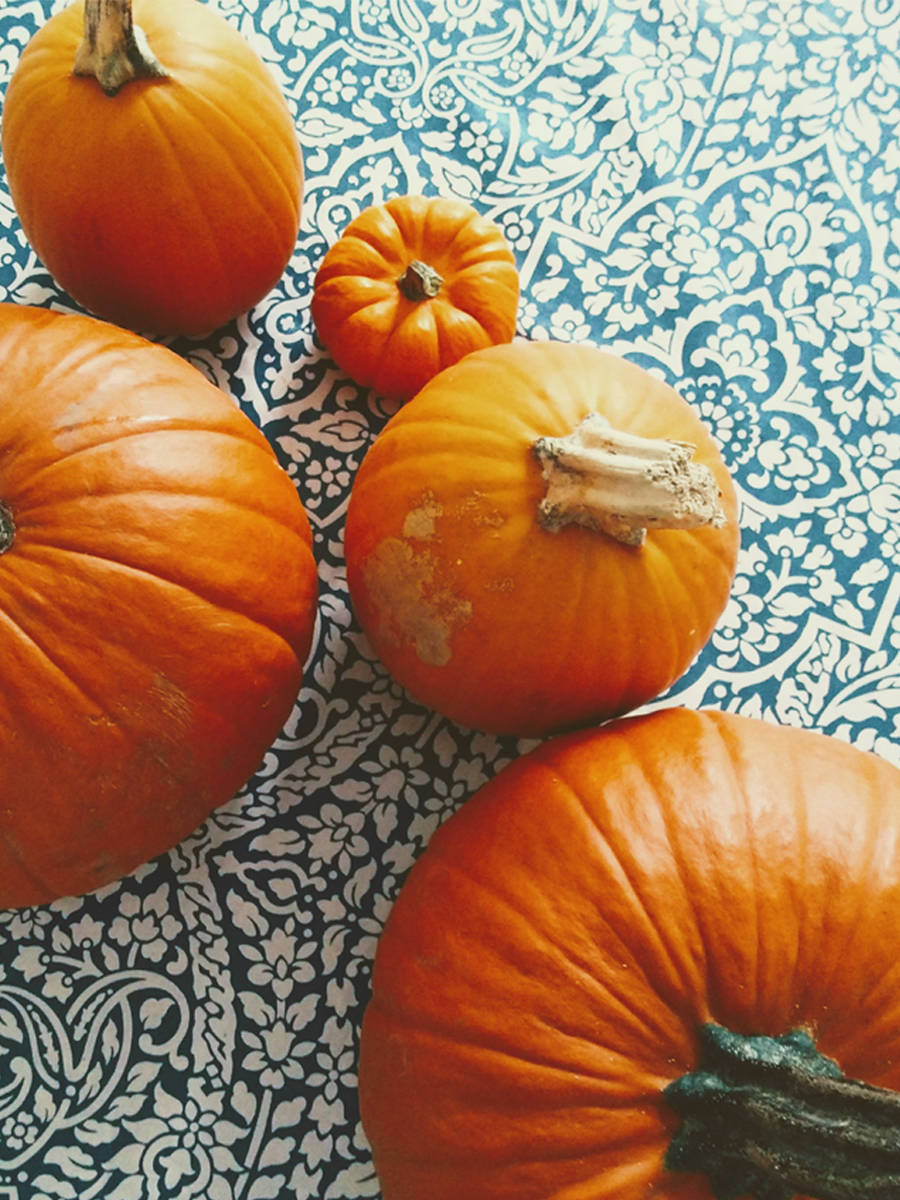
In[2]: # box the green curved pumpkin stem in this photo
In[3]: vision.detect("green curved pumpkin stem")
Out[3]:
[74,0,168,96]
[398,261,443,302]
[532,412,726,546]
[665,1024,900,1200]
[0,503,14,556]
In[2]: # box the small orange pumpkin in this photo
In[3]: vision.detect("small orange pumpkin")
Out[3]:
[311,194,519,402]
[0,304,318,907]
[1,0,303,336]
[344,341,739,736]
[360,707,900,1200]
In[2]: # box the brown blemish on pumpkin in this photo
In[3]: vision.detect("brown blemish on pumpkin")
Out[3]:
[455,490,505,532]
[402,492,443,540]
[484,577,515,594]
[363,538,471,667]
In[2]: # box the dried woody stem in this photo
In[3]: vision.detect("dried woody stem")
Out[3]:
[74,0,167,96]
[398,261,444,302]
[533,412,726,546]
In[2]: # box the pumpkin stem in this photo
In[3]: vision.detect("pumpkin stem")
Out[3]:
[74,0,168,96]
[0,503,14,555]
[665,1024,900,1200]
[398,261,444,302]
[532,412,726,546]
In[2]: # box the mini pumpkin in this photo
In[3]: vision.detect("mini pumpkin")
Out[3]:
[0,304,318,908]
[1,0,303,336]
[311,194,519,402]
[344,340,739,736]
[360,706,900,1200]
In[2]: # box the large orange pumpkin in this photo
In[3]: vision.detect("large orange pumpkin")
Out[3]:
[0,304,318,908]
[1,0,303,336]
[344,341,739,736]
[360,707,900,1200]
[311,194,519,402]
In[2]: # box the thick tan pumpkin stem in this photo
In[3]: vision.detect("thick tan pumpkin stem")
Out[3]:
[398,261,443,302]
[74,0,168,96]
[533,412,726,546]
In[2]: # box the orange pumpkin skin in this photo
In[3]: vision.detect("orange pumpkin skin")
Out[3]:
[311,195,519,402]
[0,304,318,907]
[344,341,739,736]
[1,0,303,337]
[359,707,900,1200]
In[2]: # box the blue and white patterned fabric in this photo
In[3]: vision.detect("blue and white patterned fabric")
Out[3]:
[0,0,899,1195]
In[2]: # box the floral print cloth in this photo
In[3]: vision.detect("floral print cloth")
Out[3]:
[0,0,899,1196]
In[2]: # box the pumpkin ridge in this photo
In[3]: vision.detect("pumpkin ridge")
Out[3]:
[430,304,487,371]
[10,540,311,652]
[7,417,277,484]
[135,94,232,292]
[657,713,758,1026]
[368,1009,662,1105]
[0,591,123,727]
[18,487,308,547]
[788,757,888,1037]
[541,756,710,1028]
[162,80,300,237]
[371,302,440,391]
[420,204,489,267]
[616,721,716,1018]
[414,849,678,1054]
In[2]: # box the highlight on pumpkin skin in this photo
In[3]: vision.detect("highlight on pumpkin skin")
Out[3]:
[344,340,740,737]
[358,706,900,1200]
[311,193,520,403]
[0,0,303,336]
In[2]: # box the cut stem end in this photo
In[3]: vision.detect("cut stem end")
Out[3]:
[533,412,726,546]
[74,0,168,95]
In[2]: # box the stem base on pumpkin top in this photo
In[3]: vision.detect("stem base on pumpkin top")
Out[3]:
[398,261,443,302]
[665,1024,900,1200]
[532,412,726,546]
[74,0,168,96]
[0,503,14,555]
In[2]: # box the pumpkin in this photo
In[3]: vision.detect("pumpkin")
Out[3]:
[0,0,303,337]
[0,304,318,908]
[310,194,519,402]
[344,341,739,736]
[359,706,900,1200]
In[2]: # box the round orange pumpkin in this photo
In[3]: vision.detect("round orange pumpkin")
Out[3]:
[360,706,900,1200]
[344,341,739,736]
[311,194,519,402]
[1,0,303,336]
[0,304,318,908]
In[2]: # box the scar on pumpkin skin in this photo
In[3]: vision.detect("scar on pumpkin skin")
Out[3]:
[454,490,505,530]
[363,538,471,667]
[402,493,442,540]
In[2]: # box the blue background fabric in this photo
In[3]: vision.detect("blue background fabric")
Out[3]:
[1,0,899,1196]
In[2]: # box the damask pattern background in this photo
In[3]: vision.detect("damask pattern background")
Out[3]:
[0,0,899,1196]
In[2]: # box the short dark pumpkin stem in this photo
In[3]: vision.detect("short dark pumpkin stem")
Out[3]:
[665,1024,900,1200]
[398,261,443,302]
[0,503,15,555]
[73,0,168,96]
